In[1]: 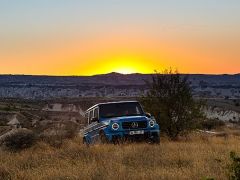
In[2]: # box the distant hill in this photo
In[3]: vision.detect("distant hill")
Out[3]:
[0,72,239,86]
[0,73,239,99]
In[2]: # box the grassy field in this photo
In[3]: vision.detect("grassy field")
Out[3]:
[0,134,240,180]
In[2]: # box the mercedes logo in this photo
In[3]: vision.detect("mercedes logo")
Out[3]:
[131,122,138,128]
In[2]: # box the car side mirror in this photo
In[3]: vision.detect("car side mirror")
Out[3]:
[91,117,99,123]
[146,113,152,118]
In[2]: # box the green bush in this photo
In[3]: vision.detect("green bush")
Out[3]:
[229,151,240,180]
[0,129,36,151]
[140,69,204,140]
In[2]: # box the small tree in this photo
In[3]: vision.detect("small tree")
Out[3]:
[140,69,203,140]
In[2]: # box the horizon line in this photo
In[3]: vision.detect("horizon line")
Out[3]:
[0,71,239,77]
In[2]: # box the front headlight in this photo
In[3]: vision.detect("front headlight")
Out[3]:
[149,120,155,127]
[112,123,119,130]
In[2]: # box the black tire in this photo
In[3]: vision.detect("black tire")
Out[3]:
[152,135,160,144]
[83,137,87,144]
[83,137,90,147]
[99,131,109,144]
[112,136,122,145]
[148,135,160,144]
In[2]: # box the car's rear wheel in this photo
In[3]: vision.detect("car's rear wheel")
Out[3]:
[83,137,86,144]
[99,131,108,144]
[83,137,90,147]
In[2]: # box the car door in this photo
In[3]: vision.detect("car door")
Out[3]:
[90,107,101,142]
[84,107,106,143]
[83,110,95,141]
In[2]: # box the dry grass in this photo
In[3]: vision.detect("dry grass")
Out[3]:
[0,134,240,180]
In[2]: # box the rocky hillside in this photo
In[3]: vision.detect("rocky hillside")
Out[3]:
[0,73,239,99]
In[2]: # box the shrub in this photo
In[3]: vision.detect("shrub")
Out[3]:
[0,128,36,151]
[140,69,204,140]
[229,151,240,180]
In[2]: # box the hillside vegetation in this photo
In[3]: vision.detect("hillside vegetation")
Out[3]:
[0,134,240,179]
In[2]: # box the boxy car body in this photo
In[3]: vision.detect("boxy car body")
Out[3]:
[82,101,160,144]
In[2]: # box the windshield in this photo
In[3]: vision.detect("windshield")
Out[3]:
[99,102,144,118]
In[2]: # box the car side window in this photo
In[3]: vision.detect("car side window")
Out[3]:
[89,110,93,124]
[93,108,99,119]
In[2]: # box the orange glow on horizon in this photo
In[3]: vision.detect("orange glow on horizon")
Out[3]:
[1,1,240,76]
[0,30,239,76]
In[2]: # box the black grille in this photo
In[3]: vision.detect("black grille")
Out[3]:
[122,121,147,129]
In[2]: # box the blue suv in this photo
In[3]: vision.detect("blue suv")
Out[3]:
[82,101,160,144]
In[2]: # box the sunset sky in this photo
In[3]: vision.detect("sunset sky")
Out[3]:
[0,0,239,75]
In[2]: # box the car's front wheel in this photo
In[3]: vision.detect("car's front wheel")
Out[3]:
[148,134,160,144]
[152,135,160,144]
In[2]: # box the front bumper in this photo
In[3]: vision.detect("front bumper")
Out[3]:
[105,129,160,142]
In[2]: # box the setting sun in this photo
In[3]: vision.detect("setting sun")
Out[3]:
[104,56,143,74]
[112,67,136,74]
[75,54,157,76]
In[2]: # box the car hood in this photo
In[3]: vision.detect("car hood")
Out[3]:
[106,116,148,123]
